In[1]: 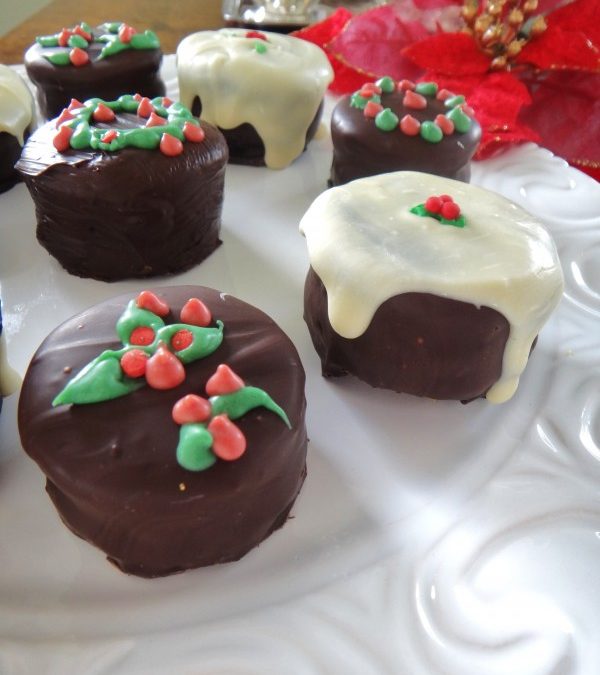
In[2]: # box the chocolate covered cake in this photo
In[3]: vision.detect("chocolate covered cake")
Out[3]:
[330,77,481,186]
[18,286,308,577]
[0,65,34,194]
[177,29,333,169]
[16,95,228,281]
[300,171,564,403]
[24,21,165,120]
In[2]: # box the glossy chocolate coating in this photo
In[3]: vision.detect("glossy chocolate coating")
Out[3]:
[0,132,25,194]
[191,96,324,166]
[19,286,308,577]
[330,90,481,186]
[304,267,510,401]
[16,116,228,281]
[24,36,165,120]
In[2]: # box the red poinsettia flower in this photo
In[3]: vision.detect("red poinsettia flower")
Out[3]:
[294,0,600,179]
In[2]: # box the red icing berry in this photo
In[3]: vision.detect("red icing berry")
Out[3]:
[129,326,155,346]
[145,112,167,127]
[435,114,454,135]
[440,194,454,203]
[441,201,460,220]
[74,25,92,41]
[133,93,143,102]
[400,114,420,136]
[53,125,73,152]
[172,394,211,425]
[461,103,475,117]
[101,129,117,143]
[136,290,170,317]
[145,344,185,390]
[68,98,84,111]
[208,415,246,461]
[363,101,383,118]
[137,97,154,118]
[171,329,193,352]
[120,349,148,378]
[160,133,183,157]
[180,297,211,327]
[398,79,415,91]
[403,90,427,110]
[55,108,74,128]
[436,88,454,101]
[206,364,244,396]
[425,196,442,214]
[360,83,382,97]
[58,29,71,47]
[183,122,205,143]
[92,103,115,123]
[245,30,267,41]
[69,47,89,67]
[118,24,136,43]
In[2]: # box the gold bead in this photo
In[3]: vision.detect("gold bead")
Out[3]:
[462,5,478,21]
[506,39,523,57]
[523,0,538,13]
[530,15,547,36]
[482,25,503,45]
[490,55,508,69]
[508,9,524,26]
[475,15,493,32]
[487,3,504,16]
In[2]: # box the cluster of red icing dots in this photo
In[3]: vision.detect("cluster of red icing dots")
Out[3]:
[245,30,267,41]
[425,194,461,221]
[57,24,91,66]
[172,364,248,461]
[120,291,213,389]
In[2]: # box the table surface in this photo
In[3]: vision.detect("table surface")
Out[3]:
[0,0,225,64]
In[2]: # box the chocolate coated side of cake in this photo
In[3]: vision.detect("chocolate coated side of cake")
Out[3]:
[0,132,25,194]
[330,91,481,186]
[25,41,165,120]
[304,267,510,401]
[19,286,308,577]
[17,119,228,281]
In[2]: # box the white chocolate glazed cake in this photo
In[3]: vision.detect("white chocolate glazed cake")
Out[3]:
[300,171,564,403]
[176,29,333,169]
[0,65,34,144]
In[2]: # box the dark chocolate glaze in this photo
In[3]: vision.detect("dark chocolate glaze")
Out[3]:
[0,132,26,194]
[18,286,308,577]
[16,117,228,281]
[330,90,481,186]
[304,267,510,402]
[24,34,165,120]
[191,96,324,166]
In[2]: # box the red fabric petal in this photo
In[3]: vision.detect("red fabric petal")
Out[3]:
[518,24,600,71]
[518,69,600,173]
[292,7,353,47]
[546,0,600,44]
[328,5,431,82]
[403,32,491,75]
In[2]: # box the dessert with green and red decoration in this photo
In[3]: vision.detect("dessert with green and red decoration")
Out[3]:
[18,286,308,577]
[330,76,481,186]
[24,21,165,119]
[16,95,228,281]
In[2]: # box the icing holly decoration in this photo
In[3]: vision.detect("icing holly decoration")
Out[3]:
[52,292,224,406]
[52,95,205,157]
[349,76,473,141]
[410,194,466,228]
[173,364,291,472]
[36,22,160,67]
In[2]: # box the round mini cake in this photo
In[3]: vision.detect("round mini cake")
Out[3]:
[18,287,308,577]
[24,21,165,119]
[0,65,34,194]
[177,29,333,169]
[330,77,481,186]
[300,171,564,403]
[16,95,228,281]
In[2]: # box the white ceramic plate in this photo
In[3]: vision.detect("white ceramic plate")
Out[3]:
[2,56,600,675]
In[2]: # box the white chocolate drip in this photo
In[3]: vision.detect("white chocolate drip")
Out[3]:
[176,29,333,169]
[0,65,34,145]
[300,171,564,403]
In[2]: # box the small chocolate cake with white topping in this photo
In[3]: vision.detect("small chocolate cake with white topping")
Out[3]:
[24,21,165,120]
[16,95,228,281]
[330,77,481,186]
[18,287,308,577]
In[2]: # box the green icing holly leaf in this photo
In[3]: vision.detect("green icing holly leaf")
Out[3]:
[52,354,143,406]
[210,386,291,428]
[176,423,216,471]
[157,321,224,364]
[116,300,165,344]
[131,30,160,50]
[44,52,71,66]
[36,35,60,47]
